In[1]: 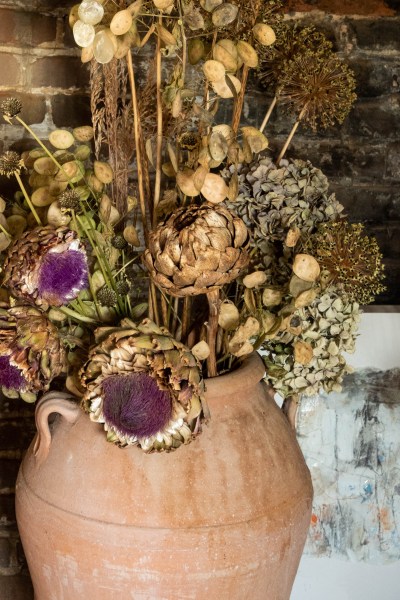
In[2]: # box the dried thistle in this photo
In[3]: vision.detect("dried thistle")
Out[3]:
[97,286,118,307]
[278,50,357,131]
[307,221,386,304]
[0,151,24,178]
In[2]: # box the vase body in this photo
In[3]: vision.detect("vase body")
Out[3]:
[16,353,313,600]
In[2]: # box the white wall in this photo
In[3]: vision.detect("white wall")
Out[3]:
[291,309,400,600]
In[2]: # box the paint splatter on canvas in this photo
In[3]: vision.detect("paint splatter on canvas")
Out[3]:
[296,368,400,563]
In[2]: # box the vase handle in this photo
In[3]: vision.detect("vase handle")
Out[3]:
[33,391,80,466]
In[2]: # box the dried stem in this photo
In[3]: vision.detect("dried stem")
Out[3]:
[206,289,220,378]
[181,296,190,343]
[126,51,149,245]
[276,104,307,164]
[232,65,249,135]
[259,94,278,133]
[153,18,163,227]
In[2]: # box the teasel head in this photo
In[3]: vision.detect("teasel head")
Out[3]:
[80,318,208,452]
[1,97,22,119]
[278,50,357,131]
[0,151,24,178]
[307,221,386,304]
[3,226,89,308]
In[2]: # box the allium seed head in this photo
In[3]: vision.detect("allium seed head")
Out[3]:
[1,97,22,118]
[0,151,24,178]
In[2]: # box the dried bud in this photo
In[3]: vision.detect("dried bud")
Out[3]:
[243,271,267,288]
[262,288,282,307]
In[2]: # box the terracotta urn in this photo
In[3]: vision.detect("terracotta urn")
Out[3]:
[16,353,313,600]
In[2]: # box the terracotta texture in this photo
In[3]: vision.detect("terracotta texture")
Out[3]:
[16,353,313,600]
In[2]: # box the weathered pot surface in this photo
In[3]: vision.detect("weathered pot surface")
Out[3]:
[16,353,313,600]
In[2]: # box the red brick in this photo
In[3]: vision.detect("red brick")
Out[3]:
[0,54,21,86]
[51,93,92,128]
[0,9,16,44]
[0,8,57,47]
[0,93,46,125]
[30,56,89,89]
[287,0,398,16]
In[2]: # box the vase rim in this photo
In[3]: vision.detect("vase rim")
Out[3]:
[204,352,266,401]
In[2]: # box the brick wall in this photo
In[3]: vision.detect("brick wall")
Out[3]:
[0,0,399,590]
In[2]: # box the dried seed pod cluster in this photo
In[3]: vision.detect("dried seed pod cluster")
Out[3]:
[71,0,142,63]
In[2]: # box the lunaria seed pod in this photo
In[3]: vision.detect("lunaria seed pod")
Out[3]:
[292,254,321,282]
[212,3,239,28]
[236,40,258,68]
[191,341,210,360]
[203,60,226,83]
[252,23,276,46]
[213,39,239,72]
[218,300,239,330]
[262,288,282,307]
[243,271,267,288]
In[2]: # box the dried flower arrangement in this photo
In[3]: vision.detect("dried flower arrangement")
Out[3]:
[0,0,385,451]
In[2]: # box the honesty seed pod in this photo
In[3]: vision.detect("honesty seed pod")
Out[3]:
[191,341,210,360]
[176,169,200,197]
[285,227,301,248]
[213,39,239,72]
[292,254,321,282]
[33,157,58,177]
[200,173,229,203]
[123,225,141,247]
[236,40,259,68]
[200,0,222,11]
[294,288,318,308]
[73,125,94,142]
[203,60,226,83]
[212,74,241,98]
[252,23,276,46]
[212,3,239,27]
[243,271,267,288]
[94,160,113,184]
[47,201,72,228]
[218,301,239,330]
[262,288,283,307]
[188,38,205,65]
[48,129,75,150]
[110,9,133,35]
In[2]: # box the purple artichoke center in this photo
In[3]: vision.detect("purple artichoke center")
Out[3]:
[102,372,173,439]
[38,249,89,305]
[0,355,26,391]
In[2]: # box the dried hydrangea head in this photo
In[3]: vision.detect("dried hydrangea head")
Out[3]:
[1,97,22,119]
[3,226,89,308]
[258,23,332,90]
[262,292,360,398]
[58,189,81,212]
[0,305,67,398]
[278,50,357,131]
[0,151,24,178]
[307,221,386,304]
[80,318,208,452]
[224,155,343,282]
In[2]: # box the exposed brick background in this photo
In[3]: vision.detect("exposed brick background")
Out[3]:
[0,1,399,595]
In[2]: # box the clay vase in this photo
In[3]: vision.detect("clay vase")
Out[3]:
[16,353,313,600]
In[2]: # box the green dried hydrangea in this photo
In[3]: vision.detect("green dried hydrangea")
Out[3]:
[224,156,343,281]
[307,221,386,304]
[262,291,360,398]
